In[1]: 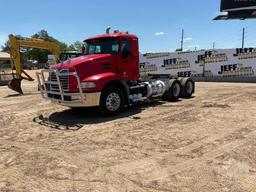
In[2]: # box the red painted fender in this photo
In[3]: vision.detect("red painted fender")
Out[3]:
[81,72,121,92]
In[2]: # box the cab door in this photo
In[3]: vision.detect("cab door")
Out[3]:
[120,38,133,80]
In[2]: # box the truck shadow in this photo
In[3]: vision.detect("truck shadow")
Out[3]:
[33,101,165,131]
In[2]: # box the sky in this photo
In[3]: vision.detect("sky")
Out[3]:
[0,0,256,53]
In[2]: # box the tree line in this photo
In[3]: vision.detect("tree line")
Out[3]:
[1,30,84,63]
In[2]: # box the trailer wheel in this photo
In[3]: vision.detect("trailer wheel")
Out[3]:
[164,79,181,101]
[179,77,195,98]
[99,87,124,115]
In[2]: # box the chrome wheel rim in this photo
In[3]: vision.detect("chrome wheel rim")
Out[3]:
[106,93,121,112]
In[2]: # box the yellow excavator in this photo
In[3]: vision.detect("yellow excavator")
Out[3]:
[8,34,61,94]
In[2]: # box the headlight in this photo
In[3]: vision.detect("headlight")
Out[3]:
[80,82,96,89]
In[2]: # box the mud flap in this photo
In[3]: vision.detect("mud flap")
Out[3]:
[8,78,23,95]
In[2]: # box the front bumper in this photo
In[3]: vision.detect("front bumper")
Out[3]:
[36,69,101,107]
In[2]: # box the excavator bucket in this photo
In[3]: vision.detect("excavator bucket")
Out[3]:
[8,78,23,95]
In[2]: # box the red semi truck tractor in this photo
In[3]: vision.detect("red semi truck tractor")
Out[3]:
[37,31,195,115]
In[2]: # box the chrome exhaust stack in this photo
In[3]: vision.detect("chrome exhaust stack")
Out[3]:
[106,26,111,34]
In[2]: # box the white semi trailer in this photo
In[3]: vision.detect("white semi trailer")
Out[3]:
[140,48,256,81]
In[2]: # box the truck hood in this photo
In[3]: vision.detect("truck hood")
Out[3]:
[50,54,113,91]
[52,54,112,70]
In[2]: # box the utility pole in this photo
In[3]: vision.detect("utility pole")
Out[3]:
[242,27,245,49]
[181,29,184,51]
[213,42,215,50]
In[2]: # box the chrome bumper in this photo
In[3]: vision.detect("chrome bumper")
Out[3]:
[36,69,101,107]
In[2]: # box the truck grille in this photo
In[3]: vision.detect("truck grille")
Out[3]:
[50,69,69,92]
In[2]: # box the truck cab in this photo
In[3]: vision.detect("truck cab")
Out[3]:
[37,31,195,115]
[37,33,139,109]
[83,33,140,81]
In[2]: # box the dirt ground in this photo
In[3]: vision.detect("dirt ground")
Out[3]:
[0,71,256,192]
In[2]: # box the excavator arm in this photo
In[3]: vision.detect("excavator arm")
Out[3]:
[8,34,61,94]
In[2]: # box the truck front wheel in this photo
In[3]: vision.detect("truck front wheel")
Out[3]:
[99,87,124,115]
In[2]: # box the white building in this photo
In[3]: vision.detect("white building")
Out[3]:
[0,52,10,61]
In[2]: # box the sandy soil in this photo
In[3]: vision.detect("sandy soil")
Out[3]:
[0,71,256,192]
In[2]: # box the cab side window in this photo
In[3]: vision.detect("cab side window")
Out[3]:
[112,44,119,54]
[122,39,132,59]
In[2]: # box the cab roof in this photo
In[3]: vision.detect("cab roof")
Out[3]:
[84,33,138,42]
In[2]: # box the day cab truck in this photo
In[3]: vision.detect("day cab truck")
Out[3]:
[37,30,195,115]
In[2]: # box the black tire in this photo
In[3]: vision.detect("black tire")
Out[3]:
[179,77,195,98]
[164,79,181,101]
[98,87,124,115]
[177,77,183,82]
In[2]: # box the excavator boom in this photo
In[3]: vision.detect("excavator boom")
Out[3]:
[8,34,61,94]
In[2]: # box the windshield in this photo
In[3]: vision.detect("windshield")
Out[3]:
[60,52,82,61]
[84,37,120,55]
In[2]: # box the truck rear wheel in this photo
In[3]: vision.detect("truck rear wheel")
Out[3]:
[164,79,181,101]
[99,87,124,115]
[179,78,194,98]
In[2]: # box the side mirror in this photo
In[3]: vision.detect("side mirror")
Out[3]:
[81,46,85,55]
